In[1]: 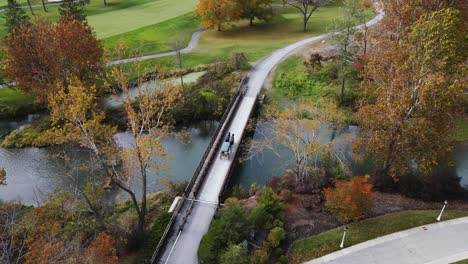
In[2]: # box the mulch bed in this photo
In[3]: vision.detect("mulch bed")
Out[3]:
[283,192,468,246]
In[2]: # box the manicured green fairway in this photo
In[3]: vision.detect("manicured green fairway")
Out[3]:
[288,210,468,264]
[0,0,198,38]
[104,12,200,59]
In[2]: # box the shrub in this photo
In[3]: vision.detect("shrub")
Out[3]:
[219,243,249,264]
[324,176,374,221]
[1,118,51,148]
[252,188,284,229]
[267,227,286,248]
[198,202,253,264]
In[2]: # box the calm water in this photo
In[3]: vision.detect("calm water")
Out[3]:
[0,121,217,204]
[232,122,468,189]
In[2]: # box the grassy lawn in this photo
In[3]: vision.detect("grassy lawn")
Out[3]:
[104,12,200,59]
[452,118,468,142]
[0,0,198,38]
[0,87,35,119]
[288,210,468,264]
[125,2,374,69]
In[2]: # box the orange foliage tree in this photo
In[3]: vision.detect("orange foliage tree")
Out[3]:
[195,0,238,31]
[86,232,118,264]
[24,236,65,264]
[3,18,103,104]
[324,176,374,221]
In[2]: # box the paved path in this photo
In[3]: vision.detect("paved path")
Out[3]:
[158,5,384,264]
[305,217,468,264]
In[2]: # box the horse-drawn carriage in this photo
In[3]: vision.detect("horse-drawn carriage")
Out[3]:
[220,132,235,159]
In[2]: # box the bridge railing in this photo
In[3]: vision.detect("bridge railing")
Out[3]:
[150,75,248,263]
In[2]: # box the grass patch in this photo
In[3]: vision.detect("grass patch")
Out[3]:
[104,12,200,59]
[121,2,364,69]
[452,119,468,142]
[288,210,468,264]
[0,0,198,38]
[0,87,36,119]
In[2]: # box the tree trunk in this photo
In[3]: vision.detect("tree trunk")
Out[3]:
[26,0,34,15]
[103,0,107,5]
[177,50,184,87]
[340,77,345,105]
[41,0,47,12]
[303,15,308,32]
[217,23,221,31]
[249,17,253,27]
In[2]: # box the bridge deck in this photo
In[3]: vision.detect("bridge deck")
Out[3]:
[158,8,384,263]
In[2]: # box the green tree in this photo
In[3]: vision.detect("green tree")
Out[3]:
[59,0,87,25]
[283,0,333,31]
[220,244,249,264]
[236,0,273,26]
[330,0,363,105]
[252,187,284,229]
[4,0,29,34]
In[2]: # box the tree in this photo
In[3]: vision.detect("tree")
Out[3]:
[324,176,373,221]
[4,0,30,35]
[0,202,27,263]
[220,243,249,264]
[3,18,103,104]
[25,0,33,15]
[111,62,181,234]
[58,0,87,25]
[196,0,238,31]
[282,0,333,31]
[85,233,118,264]
[236,0,273,26]
[356,8,466,180]
[247,100,345,184]
[330,0,364,105]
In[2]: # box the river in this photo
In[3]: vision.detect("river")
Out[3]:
[1,119,466,204]
[232,122,468,189]
[0,121,217,205]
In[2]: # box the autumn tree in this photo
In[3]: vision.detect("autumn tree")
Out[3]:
[3,18,103,104]
[246,100,345,184]
[356,8,466,180]
[324,176,373,221]
[86,232,118,264]
[0,202,27,263]
[196,0,238,31]
[4,0,30,34]
[110,60,182,235]
[236,0,273,26]
[282,0,333,31]
[59,0,87,25]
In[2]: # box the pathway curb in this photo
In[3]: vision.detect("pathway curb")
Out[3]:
[304,217,468,264]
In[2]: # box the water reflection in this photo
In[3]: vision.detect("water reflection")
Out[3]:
[0,121,217,205]
[232,121,468,189]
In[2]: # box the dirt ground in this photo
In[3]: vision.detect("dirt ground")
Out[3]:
[283,192,468,245]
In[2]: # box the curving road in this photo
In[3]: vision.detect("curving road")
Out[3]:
[305,217,468,264]
[158,3,384,264]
